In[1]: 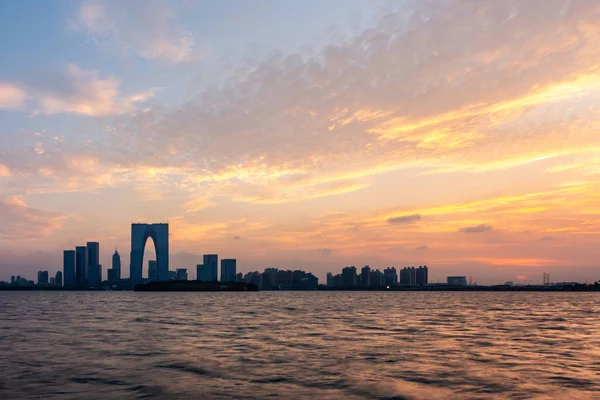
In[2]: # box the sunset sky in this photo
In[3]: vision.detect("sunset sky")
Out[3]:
[1,0,599,284]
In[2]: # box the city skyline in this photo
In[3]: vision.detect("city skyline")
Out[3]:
[2,1,600,285]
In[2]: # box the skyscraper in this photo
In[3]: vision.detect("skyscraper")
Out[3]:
[360,266,371,288]
[37,270,49,285]
[203,254,218,281]
[112,249,121,280]
[148,260,158,281]
[342,266,357,287]
[383,267,398,286]
[400,267,417,285]
[55,271,63,287]
[63,250,75,287]
[220,259,237,282]
[416,266,428,285]
[75,246,88,286]
[130,223,169,284]
[86,242,101,286]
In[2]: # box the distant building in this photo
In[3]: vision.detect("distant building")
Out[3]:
[86,242,100,285]
[342,266,357,287]
[176,268,188,281]
[168,270,177,280]
[10,276,15,285]
[50,277,56,285]
[64,249,76,287]
[108,249,121,282]
[262,268,278,289]
[400,267,417,285]
[416,266,428,285]
[236,272,243,282]
[370,269,384,286]
[203,254,218,281]
[75,246,88,286]
[197,264,216,281]
[326,272,333,287]
[360,266,371,288]
[383,267,398,286]
[88,264,102,287]
[278,269,293,286]
[244,271,262,287]
[148,260,158,281]
[220,259,237,282]
[55,271,63,287]
[447,276,467,286]
[37,270,49,285]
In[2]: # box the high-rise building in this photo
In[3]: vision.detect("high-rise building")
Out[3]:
[55,271,63,287]
[37,270,49,285]
[262,268,278,289]
[168,270,177,280]
[75,246,87,286]
[326,272,333,287]
[176,268,188,280]
[10,276,15,285]
[360,266,371,288]
[400,267,417,285]
[220,259,237,282]
[236,272,243,282]
[244,271,262,287]
[111,249,121,281]
[370,269,384,286]
[383,267,398,286]
[416,266,428,285]
[148,260,158,281]
[203,255,218,281]
[50,277,56,285]
[63,250,76,287]
[86,242,101,286]
[87,264,102,287]
[277,270,293,286]
[341,266,357,287]
[130,223,169,284]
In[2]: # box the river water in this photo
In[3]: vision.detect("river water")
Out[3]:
[1,291,599,399]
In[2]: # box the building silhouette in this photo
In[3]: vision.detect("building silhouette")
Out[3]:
[55,271,62,287]
[400,267,417,285]
[130,223,169,284]
[383,267,398,286]
[63,250,75,287]
[148,260,158,281]
[262,268,278,289]
[37,270,49,285]
[75,246,88,286]
[360,266,371,288]
[236,272,243,282]
[370,269,384,286]
[447,276,467,286]
[108,249,121,283]
[416,266,428,285]
[86,242,100,285]
[342,266,357,287]
[221,259,237,282]
[176,268,188,280]
[203,254,218,281]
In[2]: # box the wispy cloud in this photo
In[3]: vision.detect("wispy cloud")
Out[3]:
[69,0,204,63]
[387,214,422,225]
[0,83,26,109]
[459,224,494,234]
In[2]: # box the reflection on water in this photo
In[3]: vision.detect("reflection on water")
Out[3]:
[1,292,599,399]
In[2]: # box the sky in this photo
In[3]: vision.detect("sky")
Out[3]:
[1,0,600,285]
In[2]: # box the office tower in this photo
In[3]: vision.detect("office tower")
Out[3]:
[130,223,169,284]
[168,270,177,280]
[244,271,262,287]
[383,267,398,286]
[63,250,75,287]
[341,266,357,287]
[50,277,56,285]
[416,266,428,285]
[37,270,49,285]
[10,276,15,285]
[75,246,87,286]
[148,260,158,281]
[220,259,237,282]
[236,272,243,282]
[88,264,101,287]
[112,249,121,280]
[196,264,205,281]
[262,268,278,289]
[447,276,467,286]
[55,271,63,287]
[360,266,371,288]
[326,273,333,287]
[278,270,293,286]
[203,254,218,281]
[176,268,188,280]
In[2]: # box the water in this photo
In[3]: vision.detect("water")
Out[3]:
[1,292,599,399]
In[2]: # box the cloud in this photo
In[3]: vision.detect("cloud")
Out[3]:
[316,248,333,256]
[459,224,493,234]
[70,0,202,63]
[387,214,421,225]
[541,236,556,241]
[29,64,158,117]
[232,235,242,241]
[0,83,26,109]
[416,245,429,251]
[0,196,66,240]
